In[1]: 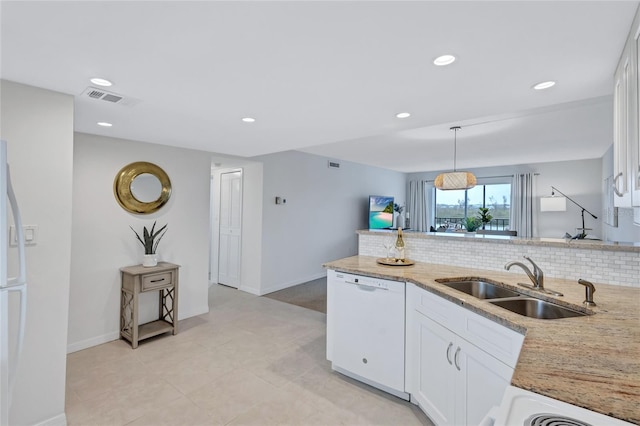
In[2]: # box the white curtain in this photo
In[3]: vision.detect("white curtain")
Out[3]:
[510,173,536,238]
[408,180,429,232]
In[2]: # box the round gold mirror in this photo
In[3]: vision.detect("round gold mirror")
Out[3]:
[114,162,171,214]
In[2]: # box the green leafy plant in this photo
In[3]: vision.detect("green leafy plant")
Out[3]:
[477,207,493,229]
[393,203,404,214]
[130,221,167,255]
[464,217,480,232]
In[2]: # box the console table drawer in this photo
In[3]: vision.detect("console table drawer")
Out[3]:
[142,271,172,291]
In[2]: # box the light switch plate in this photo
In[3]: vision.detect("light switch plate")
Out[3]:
[10,225,38,246]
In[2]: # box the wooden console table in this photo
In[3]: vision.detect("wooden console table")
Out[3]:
[120,262,179,348]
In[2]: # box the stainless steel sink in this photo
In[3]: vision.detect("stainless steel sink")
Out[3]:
[436,279,523,299]
[488,298,589,319]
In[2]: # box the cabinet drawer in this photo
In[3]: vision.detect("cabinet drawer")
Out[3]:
[460,309,524,369]
[408,284,465,332]
[141,271,172,291]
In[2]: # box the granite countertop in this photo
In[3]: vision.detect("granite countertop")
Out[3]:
[357,229,640,252]
[324,255,640,424]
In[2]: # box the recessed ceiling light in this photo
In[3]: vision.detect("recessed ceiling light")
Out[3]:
[90,78,113,87]
[97,122,113,127]
[241,117,256,123]
[433,55,456,66]
[396,112,411,119]
[533,81,556,90]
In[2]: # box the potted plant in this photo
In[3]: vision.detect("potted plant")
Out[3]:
[464,217,480,232]
[130,221,167,267]
[477,207,493,230]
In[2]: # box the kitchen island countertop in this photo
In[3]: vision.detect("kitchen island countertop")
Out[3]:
[324,255,640,424]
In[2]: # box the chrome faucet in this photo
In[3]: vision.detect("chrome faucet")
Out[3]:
[505,256,563,296]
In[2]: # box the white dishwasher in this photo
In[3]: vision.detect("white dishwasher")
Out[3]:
[326,269,408,400]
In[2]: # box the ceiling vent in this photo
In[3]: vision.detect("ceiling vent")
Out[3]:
[80,87,139,106]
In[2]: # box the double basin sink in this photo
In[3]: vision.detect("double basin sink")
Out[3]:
[434,279,589,319]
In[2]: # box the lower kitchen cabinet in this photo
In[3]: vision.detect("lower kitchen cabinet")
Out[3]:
[408,311,514,426]
[406,283,523,426]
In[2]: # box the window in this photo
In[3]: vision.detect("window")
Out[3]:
[434,183,511,230]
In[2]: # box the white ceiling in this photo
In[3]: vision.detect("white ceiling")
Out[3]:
[1,1,637,172]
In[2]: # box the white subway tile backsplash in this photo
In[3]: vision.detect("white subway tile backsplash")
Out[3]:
[359,233,639,288]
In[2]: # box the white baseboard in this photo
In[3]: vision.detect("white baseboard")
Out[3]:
[238,285,261,296]
[34,412,67,426]
[67,331,119,354]
[261,271,327,296]
[66,306,209,354]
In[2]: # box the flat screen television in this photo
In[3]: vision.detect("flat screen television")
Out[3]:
[368,195,394,229]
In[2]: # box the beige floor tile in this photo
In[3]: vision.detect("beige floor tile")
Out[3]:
[226,387,319,426]
[67,356,154,402]
[248,343,321,388]
[302,406,368,426]
[126,396,221,426]
[66,376,182,425]
[66,284,428,426]
[186,369,282,425]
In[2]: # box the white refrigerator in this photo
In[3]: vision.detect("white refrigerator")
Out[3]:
[0,140,26,426]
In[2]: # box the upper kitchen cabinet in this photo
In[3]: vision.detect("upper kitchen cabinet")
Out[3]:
[635,17,640,214]
[613,46,632,207]
[613,5,640,209]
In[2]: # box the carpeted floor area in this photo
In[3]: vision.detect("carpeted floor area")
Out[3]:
[263,277,327,313]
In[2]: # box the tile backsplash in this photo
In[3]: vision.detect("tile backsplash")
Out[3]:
[359,233,639,288]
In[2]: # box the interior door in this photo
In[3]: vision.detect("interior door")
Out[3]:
[218,170,242,288]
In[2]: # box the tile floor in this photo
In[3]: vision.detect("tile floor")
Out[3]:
[65,284,433,426]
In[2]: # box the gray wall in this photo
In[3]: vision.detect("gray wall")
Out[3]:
[254,150,406,294]
[1,80,73,425]
[408,158,605,240]
[69,133,211,352]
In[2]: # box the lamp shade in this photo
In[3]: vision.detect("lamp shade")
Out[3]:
[434,171,477,190]
[540,196,567,212]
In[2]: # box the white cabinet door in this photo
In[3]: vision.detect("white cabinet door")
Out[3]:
[455,337,515,426]
[613,50,633,208]
[410,311,456,426]
[633,27,640,208]
[409,311,514,426]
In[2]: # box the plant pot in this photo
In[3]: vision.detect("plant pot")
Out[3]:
[143,254,158,267]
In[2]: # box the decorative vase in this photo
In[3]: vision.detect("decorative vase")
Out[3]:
[143,254,158,267]
[396,213,404,229]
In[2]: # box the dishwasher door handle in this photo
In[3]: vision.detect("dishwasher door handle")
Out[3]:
[357,284,386,291]
[350,283,387,291]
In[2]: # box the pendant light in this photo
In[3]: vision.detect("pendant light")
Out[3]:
[434,126,477,190]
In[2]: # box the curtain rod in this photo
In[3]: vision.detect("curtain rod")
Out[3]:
[422,173,539,183]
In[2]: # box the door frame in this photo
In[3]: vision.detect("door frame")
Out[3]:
[209,167,243,286]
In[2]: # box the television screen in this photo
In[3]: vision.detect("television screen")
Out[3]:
[369,195,394,229]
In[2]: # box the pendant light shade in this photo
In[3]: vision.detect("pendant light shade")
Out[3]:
[434,171,477,190]
[434,126,477,190]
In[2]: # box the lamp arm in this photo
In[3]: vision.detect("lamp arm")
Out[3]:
[550,186,598,219]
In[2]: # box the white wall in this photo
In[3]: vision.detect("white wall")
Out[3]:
[601,145,640,242]
[69,133,211,352]
[1,80,73,425]
[254,150,406,294]
[408,158,604,240]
